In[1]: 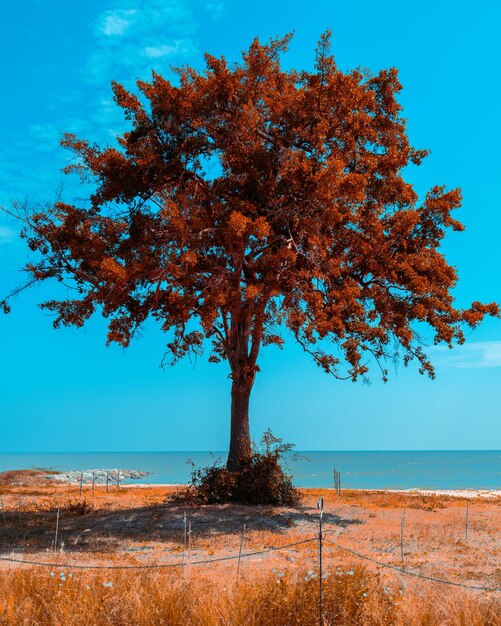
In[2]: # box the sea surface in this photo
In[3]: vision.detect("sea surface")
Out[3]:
[0,451,499,489]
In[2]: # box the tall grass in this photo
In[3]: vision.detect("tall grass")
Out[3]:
[0,565,498,625]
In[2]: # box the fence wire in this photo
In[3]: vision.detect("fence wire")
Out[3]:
[0,534,499,593]
[323,537,501,593]
[0,537,316,571]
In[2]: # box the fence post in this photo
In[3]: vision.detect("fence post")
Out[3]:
[17,497,23,532]
[333,470,341,495]
[106,471,109,493]
[465,499,469,541]
[79,472,83,498]
[53,507,60,553]
[92,471,95,496]
[181,511,188,565]
[116,469,120,490]
[236,523,246,584]
[317,496,324,626]
[400,507,406,570]
[0,497,6,528]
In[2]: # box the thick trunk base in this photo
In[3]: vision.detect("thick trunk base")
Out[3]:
[226,381,251,472]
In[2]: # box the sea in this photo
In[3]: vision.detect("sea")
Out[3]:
[0,451,499,489]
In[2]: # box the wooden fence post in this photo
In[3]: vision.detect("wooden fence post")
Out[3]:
[400,507,406,570]
[317,496,324,626]
[17,497,22,530]
[236,523,246,584]
[0,497,7,528]
[181,512,187,566]
[53,507,60,553]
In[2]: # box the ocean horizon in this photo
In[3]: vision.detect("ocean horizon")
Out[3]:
[0,450,499,489]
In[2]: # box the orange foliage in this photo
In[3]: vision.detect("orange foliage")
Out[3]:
[4,32,498,467]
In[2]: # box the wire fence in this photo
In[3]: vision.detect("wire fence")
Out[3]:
[0,529,499,592]
[1,496,500,626]
[0,538,315,571]
[323,538,501,593]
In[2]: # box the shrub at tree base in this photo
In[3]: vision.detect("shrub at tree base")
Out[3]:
[180,431,301,507]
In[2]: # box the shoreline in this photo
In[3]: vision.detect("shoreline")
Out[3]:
[59,482,501,498]
[349,487,501,499]
[0,481,497,623]
[2,469,499,498]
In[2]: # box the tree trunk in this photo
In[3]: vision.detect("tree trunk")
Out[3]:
[226,378,252,472]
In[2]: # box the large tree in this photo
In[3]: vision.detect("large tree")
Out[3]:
[3,34,498,470]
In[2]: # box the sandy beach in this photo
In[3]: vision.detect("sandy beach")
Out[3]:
[360,488,501,499]
[108,485,501,499]
[39,466,501,499]
[0,469,499,624]
[45,476,501,498]
[1,470,499,580]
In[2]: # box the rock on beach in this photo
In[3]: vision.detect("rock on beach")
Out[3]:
[48,469,149,483]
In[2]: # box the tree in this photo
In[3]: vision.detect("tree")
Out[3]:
[2,33,498,471]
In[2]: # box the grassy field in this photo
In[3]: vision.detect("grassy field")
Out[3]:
[0,472,499,624]
[0,564,499,625]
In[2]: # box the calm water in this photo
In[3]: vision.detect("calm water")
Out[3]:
[0,451,499,489]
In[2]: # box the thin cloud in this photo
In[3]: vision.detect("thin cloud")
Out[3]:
[431,342,501,370]
[88,1,202,87]
[143,41,192,58]
[78,0,220,142]
[0,226,15,244]
[99,11,136,37]
[205,1,226,19]
[1,1,223,209]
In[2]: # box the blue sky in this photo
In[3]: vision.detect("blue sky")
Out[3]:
[0,0,500,452]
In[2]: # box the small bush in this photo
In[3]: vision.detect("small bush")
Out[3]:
[188,463,237,504]
[185,430,301,507]
[64,499,94,516]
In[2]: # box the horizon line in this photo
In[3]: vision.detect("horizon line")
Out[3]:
[1,449,500,454]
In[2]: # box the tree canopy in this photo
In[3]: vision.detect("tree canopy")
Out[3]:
[3,32,498,469]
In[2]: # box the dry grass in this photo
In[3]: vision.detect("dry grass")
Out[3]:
[0,475,499,624]
[0,469,60,488]
[0,564,499,625]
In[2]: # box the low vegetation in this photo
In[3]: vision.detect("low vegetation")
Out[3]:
[0,469,60,487]
[64,499,95,517]
[0,475,499,624]
[0,565,498,625]
[177,431,302,506]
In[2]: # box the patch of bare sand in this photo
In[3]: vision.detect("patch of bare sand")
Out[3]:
[360,488,501,499]
[0,479,499,594]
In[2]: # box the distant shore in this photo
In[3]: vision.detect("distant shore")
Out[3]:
[2,468,499,499]
[355,488,501,499]
[120,485,501,498]
[1,451,499,490]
